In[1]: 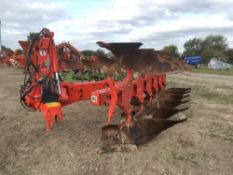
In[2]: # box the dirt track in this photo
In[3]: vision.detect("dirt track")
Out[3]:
[0,67,233,175]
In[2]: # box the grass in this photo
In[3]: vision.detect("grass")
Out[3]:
[166,80,179,88]
[167,79,233,105]
[209,125,233,142]
[192,85,233,105]
[192,65,233,76]
[183,110,194,119]
[171,152,199,166]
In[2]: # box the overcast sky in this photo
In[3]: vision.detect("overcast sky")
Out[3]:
[1,0,233,52]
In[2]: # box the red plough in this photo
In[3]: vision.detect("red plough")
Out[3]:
[19,28,191,152]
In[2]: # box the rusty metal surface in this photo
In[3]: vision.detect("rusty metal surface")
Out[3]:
[97,41,191,75]
[96,41,142,57]
[81,56,121,75]
[101,87,191,152]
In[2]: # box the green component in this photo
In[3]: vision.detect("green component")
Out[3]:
[59,69,126,82]
[91,71,106,80]
[59,71,76,82]
[75,71,91,81]
[81,71,91,81]
[75,70,107,81]
[114,71,126,80]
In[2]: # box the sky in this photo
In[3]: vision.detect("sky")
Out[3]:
[1,0,233,52]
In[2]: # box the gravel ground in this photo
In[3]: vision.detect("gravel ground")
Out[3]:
[0,67,232,175]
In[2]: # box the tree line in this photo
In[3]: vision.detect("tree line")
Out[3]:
[1,34,233,64]
[161,35,233,64]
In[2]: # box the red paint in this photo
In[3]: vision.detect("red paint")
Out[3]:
[21,28,166,130]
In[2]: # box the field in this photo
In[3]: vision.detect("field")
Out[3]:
[192,65,233,76]
[0,67,233,175]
